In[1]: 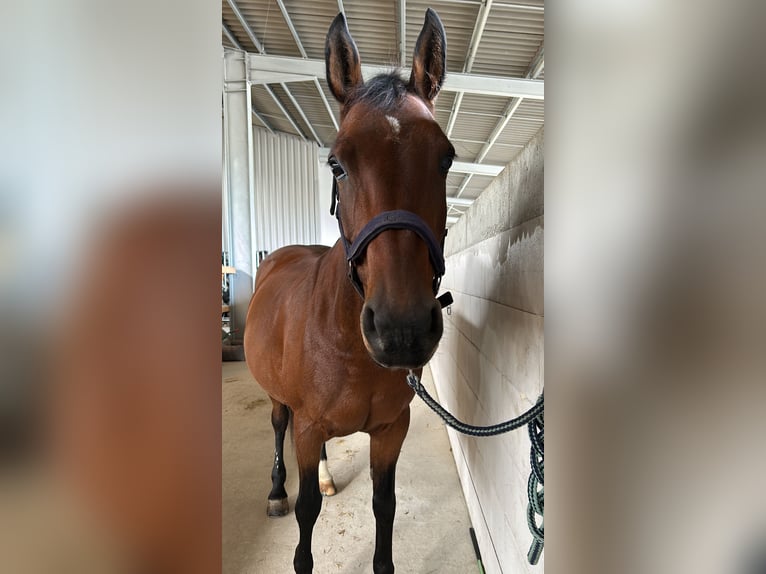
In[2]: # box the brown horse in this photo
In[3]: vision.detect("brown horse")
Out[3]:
[244,9,453,574]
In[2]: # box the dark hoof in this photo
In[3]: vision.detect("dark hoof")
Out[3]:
[267,497,289,517]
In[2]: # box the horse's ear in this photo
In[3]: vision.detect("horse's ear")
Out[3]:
[325,13,363,106]
[409,8,447,104]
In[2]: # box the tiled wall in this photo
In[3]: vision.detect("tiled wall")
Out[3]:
[430,127,544,574]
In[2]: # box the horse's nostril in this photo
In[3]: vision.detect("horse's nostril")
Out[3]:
[362,305,377,336]
[360,298,444,369]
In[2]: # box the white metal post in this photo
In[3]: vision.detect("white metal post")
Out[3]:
[223,49,255,343]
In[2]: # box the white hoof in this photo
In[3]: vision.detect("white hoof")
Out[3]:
[319,459,336,496]
[319,478,337,497]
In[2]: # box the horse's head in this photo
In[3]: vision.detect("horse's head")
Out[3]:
[325,9,454,370]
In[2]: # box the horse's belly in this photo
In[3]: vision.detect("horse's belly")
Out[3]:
[244,245,330,403]
[243,282,295,403]
[243,310,282,400]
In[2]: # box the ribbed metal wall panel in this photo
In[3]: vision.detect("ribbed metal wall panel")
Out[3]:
[252,128,319,268]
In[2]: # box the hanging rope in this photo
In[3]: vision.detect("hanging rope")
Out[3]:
[526,394,544,564]
[406,371,543,436]
[405,371,544,564]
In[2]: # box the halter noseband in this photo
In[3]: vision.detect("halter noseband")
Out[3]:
[330,165,452,308]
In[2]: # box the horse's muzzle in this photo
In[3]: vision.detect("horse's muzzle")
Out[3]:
[360,298,443,369]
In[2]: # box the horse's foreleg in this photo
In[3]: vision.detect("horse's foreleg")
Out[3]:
[370,407,411,574]
[319,442,337,496]
[267,399,290,517]
[293,422,324,574]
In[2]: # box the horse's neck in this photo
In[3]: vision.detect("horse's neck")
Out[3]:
[318,240,365,330]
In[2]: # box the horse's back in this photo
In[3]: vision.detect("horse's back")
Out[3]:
[253,244,329,290]
[244,244,330,400]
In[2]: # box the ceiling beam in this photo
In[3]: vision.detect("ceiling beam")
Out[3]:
[275,0,308,58]
[528,45,545,79]
[314,78,340,131]
[454,174,472,199]
[446,0,493,137]
[251,72,313,84]
[226,0,318,144]
[447,197,474,207]
[455,50,543,198]
[277,0,338,143]
[493,2,544,12]
[264,84,307,141]
[456,96,522,197]
[452,160,503,176]
[248,53,544,99]
[225,0,264,53]
[270,1,341,133]
[486,51,543,151]
[445,92,464,138]
[465,0,493,72]
[252,109,275,134]
[281,83,322,145]
[222,23,243,51]
[477,97,524,165]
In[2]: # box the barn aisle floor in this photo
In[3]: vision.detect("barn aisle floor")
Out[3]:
[223,361,477,574]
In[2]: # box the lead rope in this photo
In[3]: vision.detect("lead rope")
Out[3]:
[526,394,544,564]
[406,370,544,565]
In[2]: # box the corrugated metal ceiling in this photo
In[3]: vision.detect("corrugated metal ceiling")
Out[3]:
[223,0,544,224]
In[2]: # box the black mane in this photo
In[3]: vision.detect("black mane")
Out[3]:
[349,72,409,111]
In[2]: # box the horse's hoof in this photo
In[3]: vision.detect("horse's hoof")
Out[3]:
[267,498,289,517]
[319,478,337,497]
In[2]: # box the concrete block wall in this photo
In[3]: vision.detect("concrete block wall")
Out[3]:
[430,127,544,573]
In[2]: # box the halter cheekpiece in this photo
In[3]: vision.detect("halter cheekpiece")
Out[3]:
[329,159,452,309]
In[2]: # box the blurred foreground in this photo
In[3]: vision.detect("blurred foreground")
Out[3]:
[1,2,221,573]
[548,0,766,572]
[1,194,221,574]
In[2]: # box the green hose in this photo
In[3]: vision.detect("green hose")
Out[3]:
[469,527,485,574]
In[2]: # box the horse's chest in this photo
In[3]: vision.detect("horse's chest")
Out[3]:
[317,381,413,437]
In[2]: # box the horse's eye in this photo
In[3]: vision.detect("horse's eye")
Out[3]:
[328,156,347,180]
[440,154,453,174]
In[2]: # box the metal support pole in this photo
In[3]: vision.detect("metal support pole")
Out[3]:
[398,0,407,66]
[223,50,256,342]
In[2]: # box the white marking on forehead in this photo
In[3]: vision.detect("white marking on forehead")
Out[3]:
[385,115,401,135]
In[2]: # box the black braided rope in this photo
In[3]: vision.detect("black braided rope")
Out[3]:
[406,372,544,565]
[526,394,544,565]
[406,371,543,436]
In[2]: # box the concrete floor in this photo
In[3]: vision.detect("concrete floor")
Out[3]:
[223,361,478,574]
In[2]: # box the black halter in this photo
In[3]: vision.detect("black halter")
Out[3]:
[330,170,452,308]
